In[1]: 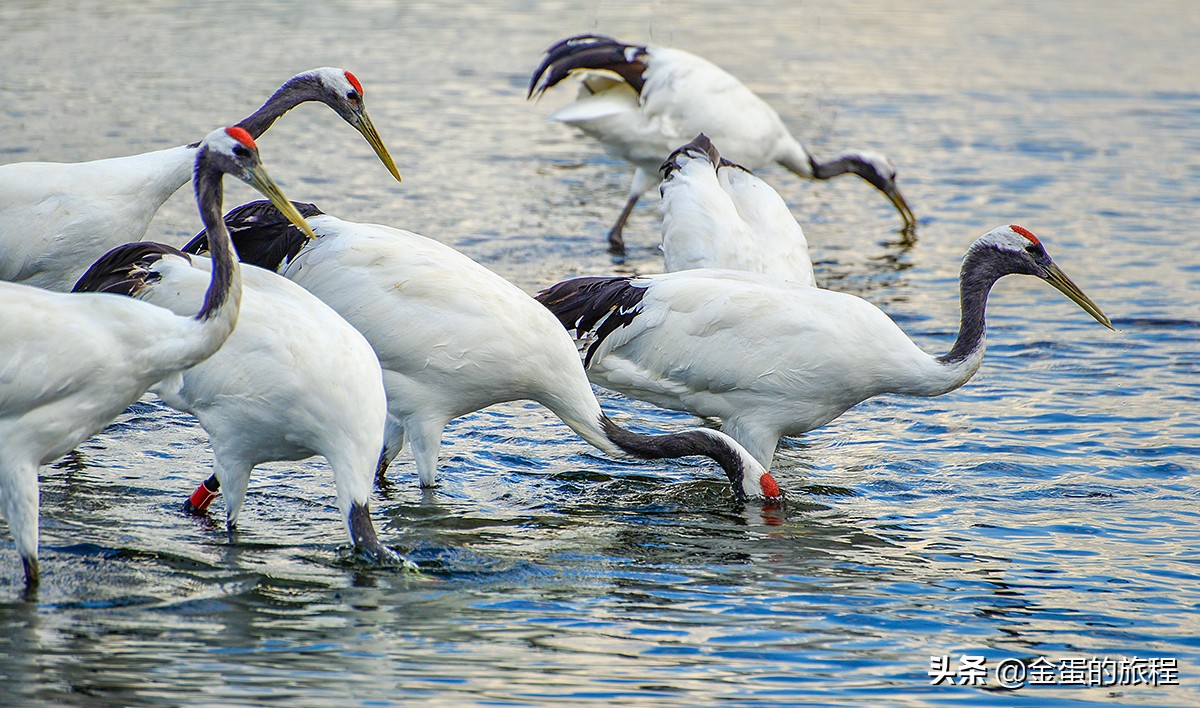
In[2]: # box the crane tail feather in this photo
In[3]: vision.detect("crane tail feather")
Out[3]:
[661,133,723,182]
[182,199,323,271]
[528,34,649,99]
[535,275,647,368]
[72,242,187,296]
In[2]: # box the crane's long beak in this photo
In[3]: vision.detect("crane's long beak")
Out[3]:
[884,183,918,229]
[1043,263,1114,330]
[352,109,403,183]
[243,164,318,242]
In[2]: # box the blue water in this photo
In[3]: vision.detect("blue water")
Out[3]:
[1,1,1198,705]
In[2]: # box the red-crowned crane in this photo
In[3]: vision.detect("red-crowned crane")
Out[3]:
[537,225,1113,469]
[183,202,782,502]
[659,133,815,285]
[72,237,394,564]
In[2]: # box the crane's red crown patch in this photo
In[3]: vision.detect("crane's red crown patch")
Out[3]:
[345,71,364,96]
[224,126,257,150]
[1010,224,1040,245]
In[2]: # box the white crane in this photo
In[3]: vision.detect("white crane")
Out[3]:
[72,240,394,563]
[0,67,400,291]
[659,133,815,285]
[182,202,782,501]
[537,225,1114,469]
[0,126,313,594]
[528,34,917,255]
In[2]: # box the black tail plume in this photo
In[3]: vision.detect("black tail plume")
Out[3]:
[183,199,324,272]
[72,242,186,296]
[536,275,647,367]
[528,34,649,99]
[660,133,723,182]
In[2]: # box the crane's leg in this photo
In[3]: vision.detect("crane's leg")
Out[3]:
[406,417,449,489]
[346,501,397,564]
[211,458,253,532]
[607,194,640,255]
[607,167,659,255]
[375,417,405,487]
[323,437,394,562]
[719,417,780,471]
[0,460,41,594]
[21,556,39,598]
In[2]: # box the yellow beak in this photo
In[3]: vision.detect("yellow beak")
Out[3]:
[1044,263,1114,330]
[353,109,403,183]
[243,163,317,241]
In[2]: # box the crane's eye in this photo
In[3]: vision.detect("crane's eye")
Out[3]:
[1024,243,1041,255]
[346,91,360,104]
[232,145,252,158]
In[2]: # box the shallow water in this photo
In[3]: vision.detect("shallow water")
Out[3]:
[2,1,1199,705]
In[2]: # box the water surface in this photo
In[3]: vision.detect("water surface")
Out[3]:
[1,1,1198,705]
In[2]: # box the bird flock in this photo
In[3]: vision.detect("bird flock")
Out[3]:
[0,35,1113,596]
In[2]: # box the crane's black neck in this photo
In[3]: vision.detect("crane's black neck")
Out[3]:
[193,157,234,321]
[599,415,752,499]
[348,502,394,562]
[810,153,855,181]
[780,148,888,193]
[236,74,321,139]
[810,153,890,192]
[937,246,1007,365]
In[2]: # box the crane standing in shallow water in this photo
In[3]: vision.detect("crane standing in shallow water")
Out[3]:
[0,127,316,594]
[72,239,394,563]
[537,225,1114,469]
[528,34,917,255]
[183,201,782,502]
[0,67,401,291]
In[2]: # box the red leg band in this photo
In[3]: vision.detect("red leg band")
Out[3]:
[185,480,219,514]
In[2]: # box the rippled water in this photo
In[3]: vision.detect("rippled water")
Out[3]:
[2,1,1198,705]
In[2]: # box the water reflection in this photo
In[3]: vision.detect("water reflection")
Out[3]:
[1,0,1199,705]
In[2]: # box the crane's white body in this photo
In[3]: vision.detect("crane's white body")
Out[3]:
[551,47,805,198]
[0,146,196,290]
[127,254,387,534]
[277,215,622,487]
[660,148,815,284]
[0,250,238,580]
[571,269,981,468]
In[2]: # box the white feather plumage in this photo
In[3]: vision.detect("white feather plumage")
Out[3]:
[0,68,399,291]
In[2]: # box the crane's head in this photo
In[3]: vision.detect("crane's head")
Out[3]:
[290,68,402,183]
[197,127,316,242]
[971,225,1113,330]
[833,150,917,229]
